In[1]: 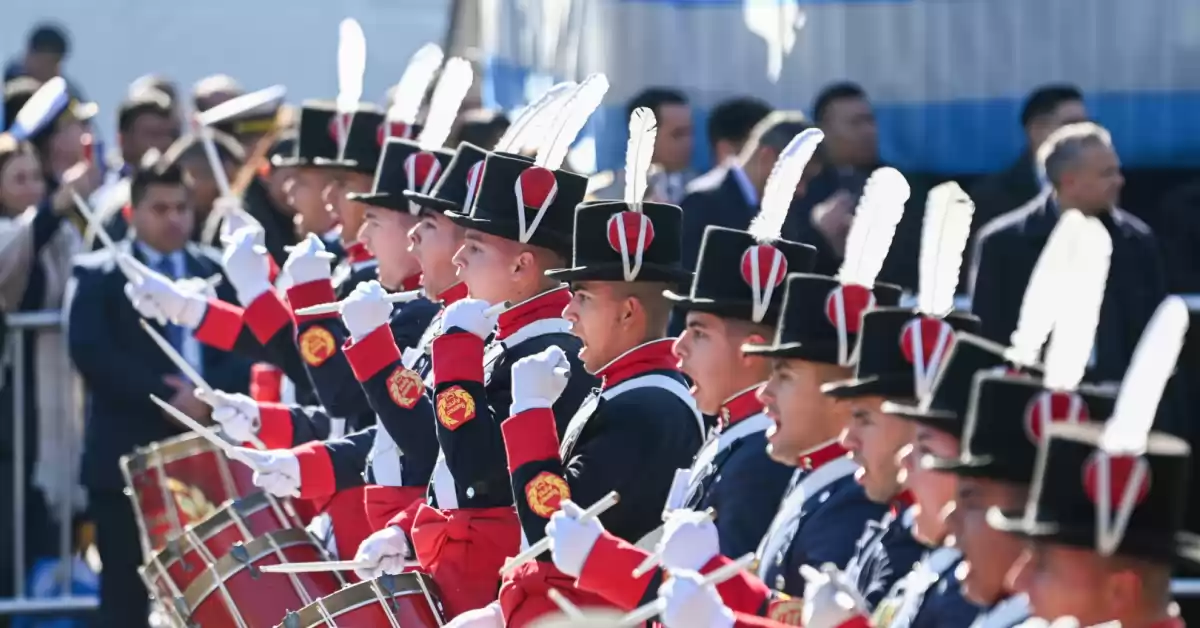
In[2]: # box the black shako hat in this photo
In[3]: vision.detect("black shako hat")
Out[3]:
[742,274,903,366]
[310,104,396,175]
[663,226,816,328]
[922,371,1116,484]
[444,151,586,258]
[347,138,454,213]
[823,308,981,402]
[546,200,691,284]
[273,101,375,169]
[404,142,498,215]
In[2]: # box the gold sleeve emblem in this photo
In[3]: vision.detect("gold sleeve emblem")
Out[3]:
[524,471,571,518]
[436,386,476,430]
[387,367,425,409]
[299,326,337,367]
[765,595,805,625]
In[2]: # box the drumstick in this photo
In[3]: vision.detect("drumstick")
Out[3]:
[294,289,423,317]
[547,588,584,620]
[259,560,376,574]
[484,302,506,317]
[618,552,756,626]
[71,191,143,284]
[139,320,268,450]
[149,394,261,470]
[501,491,620,575]
[630,508,717,578]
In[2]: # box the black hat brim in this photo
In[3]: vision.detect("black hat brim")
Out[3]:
[880,399,962,435]
[403,189,461,214]
[822,374,916,401]
[270,155,312,169]
[311,157,373,175]
[444,210,572,256]
[920,452,997,476]
[347,192,409,212]
[985,508,1200,568]
[547,263,692,285]
[662,291,783,327]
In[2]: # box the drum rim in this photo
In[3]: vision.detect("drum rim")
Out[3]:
[179,528,317,612]
[120,432,224,477]
[150,491,273,576]
[278,573,433,628]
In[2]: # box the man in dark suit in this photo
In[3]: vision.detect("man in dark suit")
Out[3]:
[66,161,250,628]
[970,121,1166,387]
[966,85,1088,285]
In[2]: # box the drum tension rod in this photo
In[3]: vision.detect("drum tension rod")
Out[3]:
[172,597,198,628]
[282,612,301,628]
[379,574,400,615]
[166,538,193,572]
[229,543,262,579]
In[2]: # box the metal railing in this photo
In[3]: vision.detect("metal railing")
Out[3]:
[2,310,97,617]
[1,297,1200,619]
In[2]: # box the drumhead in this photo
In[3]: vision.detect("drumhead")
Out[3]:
[120,433,215,477]
[278,573,436,628]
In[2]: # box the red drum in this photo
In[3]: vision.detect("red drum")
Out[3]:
[276,572,446,627]
[121,433,256,554]
[172,529,346,628]
[142,491,305,601]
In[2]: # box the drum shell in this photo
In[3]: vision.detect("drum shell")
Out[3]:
[276,572,446,627]
[181,529,344,628]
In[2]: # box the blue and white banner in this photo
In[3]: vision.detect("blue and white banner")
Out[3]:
[458,0,1200,173]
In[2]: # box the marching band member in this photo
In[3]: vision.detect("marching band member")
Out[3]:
[493,109,707,626]
[994,297,1193,628]
[821,183,981,608]
[541,129,823,613]
[271,101,355,254]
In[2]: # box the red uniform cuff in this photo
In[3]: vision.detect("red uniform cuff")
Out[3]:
[244,291,292,344]
[293,441,336,499]
[577,531,656,611]
[194,298,244,351]
[344,324,401,382]
[502,409,561,472]
[287,280,337,323]
[249,364,282,402]
[432,332,485,385]
[702,555,771,616]
[257,403,296,448]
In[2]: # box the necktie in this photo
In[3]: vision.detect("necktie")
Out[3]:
[155,255,186,355]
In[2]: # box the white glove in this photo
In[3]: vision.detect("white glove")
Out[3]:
[545,500,604,578]
[222,226,273,306]
[801,564,869,628]
[216,197,263,243]
[659,508,721,573]
[175,275,219,300]
[659,570,736,628]
[195,389,260,443]
[444,602,503,628]
[510,346,571,415]
[441,298,498,340]
[283,232,335,286]
[122,264,208,328]
[353,525,411,580]
[236,447,301,498]
[341,280,394,342]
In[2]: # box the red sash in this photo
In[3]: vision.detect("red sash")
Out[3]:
[500,560,616,628]
[410,504,521,618]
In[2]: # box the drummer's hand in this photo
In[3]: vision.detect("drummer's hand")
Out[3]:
[222,226,273,306]
[194,389,260,443]
[123,263,208,328]
[165,376,211,423]
[659,570,736,628]
[509,346,570,415]
[659,508,720,573]
[283,232,335,286]
[216,197,262,243]
[340,280,393,342]
[444,602,503,628]
[353,525,411,580]
[545,500,603,578]
[236,448,301,498]
[441,298,498,340]
[801,563,869,628]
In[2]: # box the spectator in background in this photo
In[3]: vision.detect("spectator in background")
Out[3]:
[449,108,510,150]
[162,129,245,244]
[129,73,182,127]
[967,85,1088,281]
[1157,177,1200,294]
[3,77,94,183]
[590,87,695,203]
[192,73,243,113]
[705,96,772,166]
[4,23,86,101]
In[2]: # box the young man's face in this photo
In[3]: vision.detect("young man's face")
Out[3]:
[452,229,525,305]
[133,183,192,253]
[759,358,843,464]
[408,211,464,295]
[359,206,421,289]
[1010,542,1143,624]
[840,396,914,503]
[124,112,177,162]
[899,425,960,545]
[563,281,632,373]
[672,311,755,414]
[323,171,373,245]
[945,477,1028,606]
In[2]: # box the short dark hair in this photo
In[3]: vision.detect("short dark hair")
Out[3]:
[626,87,688,120]
[28,24,68,55]
[3,77,41,130]
[118,90,174,133]
[162,130,245,169]
[812,82,868,124]
[1020,84,1084,128]
[741,111,816,160]
[130,159,187,208]
[707,97,773,151]
[453,109,510,149]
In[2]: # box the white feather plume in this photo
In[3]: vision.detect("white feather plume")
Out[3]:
[495,81,577,152]
[386,44,444,125]
[749,128,825,244]
[1041,218,1112,390]
[418,57,473,151]
[535,74,610,170]
[837,167,909,287]
[623,107,658,208]
[918,182,975,316]
[1101,296,1191,454]
[1005,210,1088,366]
[336,19,367,113]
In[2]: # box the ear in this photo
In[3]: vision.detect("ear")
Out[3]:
[1104,567,1144,617]
[512,248,537,277]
